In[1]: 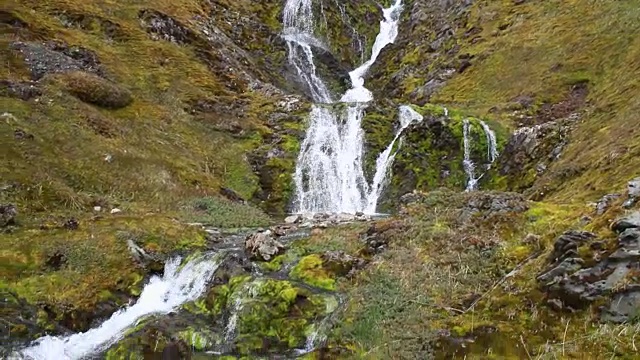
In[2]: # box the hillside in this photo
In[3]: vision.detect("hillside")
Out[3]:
[2,0,640,359]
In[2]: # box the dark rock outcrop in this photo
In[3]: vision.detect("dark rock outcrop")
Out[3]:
[11,41,104,80]
[0,204,17,227]
[612,211,640,233]
[321,250,366,277]
[0,80,41,100]
[538,215,640,321]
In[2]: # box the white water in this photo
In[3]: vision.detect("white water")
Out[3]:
[479,120,499,164]
[283,0,332,103]
[290,0,405,214]
[18,254,222,360]
[223,280,261,342]
[462,119,478,192]
[365,105,423,212]
[462,119,500,191]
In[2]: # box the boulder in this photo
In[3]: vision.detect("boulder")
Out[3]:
[547,230,596,264]
[0,204,17,227]
[611,211,640,234]
[321,250,366,277]
[245,231,285,261]
[284,215,301,224]
[595,194,621,215]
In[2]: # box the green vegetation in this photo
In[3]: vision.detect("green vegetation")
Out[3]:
[184,196,272,228]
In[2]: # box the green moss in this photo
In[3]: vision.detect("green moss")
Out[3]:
[290,254,336,291]
[178,327,219,351]
[258,254,286,272]
[233,279,334,355]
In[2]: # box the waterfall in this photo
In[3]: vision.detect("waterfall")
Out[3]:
[479,120,499,164]
[17,254,222,360]
[289,0,405,215]
[365,105,423,212]
[462,119,478,192]
[283,0,332,103]
[462,119,500,191]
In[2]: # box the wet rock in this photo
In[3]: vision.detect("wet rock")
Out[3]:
[284,215,301,224]
[0,80,41,100]
[595,194,621,215]
[321,250,366,277]
[220,187,245,204]
[245,230,285,261]
[611,211,640,234]
[11,41,104,80]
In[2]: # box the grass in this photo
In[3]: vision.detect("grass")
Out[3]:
[321,189,639,359]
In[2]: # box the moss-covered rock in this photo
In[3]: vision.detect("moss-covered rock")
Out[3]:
[55,71,133,109]
[231,279,336,355]
[290,254,336,291]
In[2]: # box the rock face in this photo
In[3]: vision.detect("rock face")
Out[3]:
[538,213,640,321]
[244,231,285,261]
[11,41,104,80]
[494,120,573,192]
[624,177,640,208]
[612,211,640,233]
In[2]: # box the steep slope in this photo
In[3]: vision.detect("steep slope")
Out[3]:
[367,0,640,203]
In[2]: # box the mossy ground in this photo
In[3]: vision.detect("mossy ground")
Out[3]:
[319,190,639,359]
[1,0,291,341]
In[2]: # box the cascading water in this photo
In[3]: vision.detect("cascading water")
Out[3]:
[462,119,500,191]
[365,105,423,213]
[462,119,478,191]
[283,0,332,103]
[479,120,499,164]
[16,254,222,360]
[289,0,405,215]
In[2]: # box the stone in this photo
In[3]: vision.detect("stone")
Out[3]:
[110,208,122,214]
[0,80,41,100]
[628,177,640,198]
[11,41,104,80]
[611,211,640,234]
[600,287,640,323]
[537,257,584,284]
[595,194,621,215]
[321,250,365,277]
[245,231,285,261]
[284,215,301,224]
[0,204,17,227]
[93,206,102,212]
[547,230,596,264]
